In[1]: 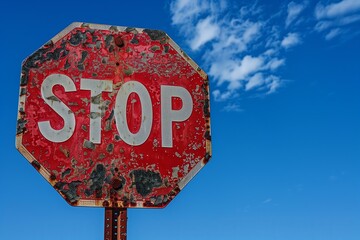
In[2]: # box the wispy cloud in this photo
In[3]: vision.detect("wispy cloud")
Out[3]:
[325,28,342,40]
[286,1,308,28]
[169,0,359,111]
[281,32,302,49]
[170,0,209,25]
[315,0,360,19]
[262,198,273,204]
[170,0,294,109]
[223,103,243,112]
[190,17,220,50]
[315,0,360,40]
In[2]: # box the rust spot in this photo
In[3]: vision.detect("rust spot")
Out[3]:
[205,130,211,141]
[31,160,41,171]
[111,177,125,191]
[202,82,211,118]
[203,152,211,165]
[69,200,79,206]
[103,200,109,207]
[18,107,25,114]
[50,174,57,181]
[114,36,124,48]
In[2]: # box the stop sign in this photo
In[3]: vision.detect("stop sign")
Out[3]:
[16,22,211,208]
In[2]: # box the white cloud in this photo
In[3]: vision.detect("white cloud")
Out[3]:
[223,103,243,112]
[228,55,264,85]
[266,75,282,94]
[243,21,262,43]
[190,17,220,50]
[325,28,342,40]
[246,73,264,91]
[169,0,301,110]
[170,0,208,25]
[315,21,332,32]
[339,14,360,25]
[315,0,360,19]
[314,0,360,40]
[286,1,307,27]
[316,14,360,32]
[169,0,360,111]
[267,58,285,71]
[213,89,228,101]
[281,33,301,49]
[264,49,276,56]
[262,198,272,204]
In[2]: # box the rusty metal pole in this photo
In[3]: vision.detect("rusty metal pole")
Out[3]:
[104,208,127,240]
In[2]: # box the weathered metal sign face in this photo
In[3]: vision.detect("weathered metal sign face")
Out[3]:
[16,22,211,208]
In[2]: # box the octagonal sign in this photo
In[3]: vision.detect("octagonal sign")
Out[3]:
[16,22,211,208]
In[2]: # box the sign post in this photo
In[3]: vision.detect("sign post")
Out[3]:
[16,22,211,239]
[104,208,127,240]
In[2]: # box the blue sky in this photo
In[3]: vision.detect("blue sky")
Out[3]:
[1,0,360,240]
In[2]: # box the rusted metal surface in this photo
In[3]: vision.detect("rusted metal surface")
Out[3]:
[104,208,127,240]
[16,22,212,208]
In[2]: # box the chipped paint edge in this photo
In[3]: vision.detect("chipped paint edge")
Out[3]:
[59,23,208,79]
[167,37,208,80]
[178,77,212,190]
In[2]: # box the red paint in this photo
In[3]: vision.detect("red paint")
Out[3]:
[17,23,211,208]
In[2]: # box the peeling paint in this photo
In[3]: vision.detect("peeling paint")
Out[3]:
[83,140,95,150]
[16,22,211,208]
[143,29,166,41]
[85,164,106,198]
[55,181,81,204]
[130,170,162,197]
[16,118,27,135]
